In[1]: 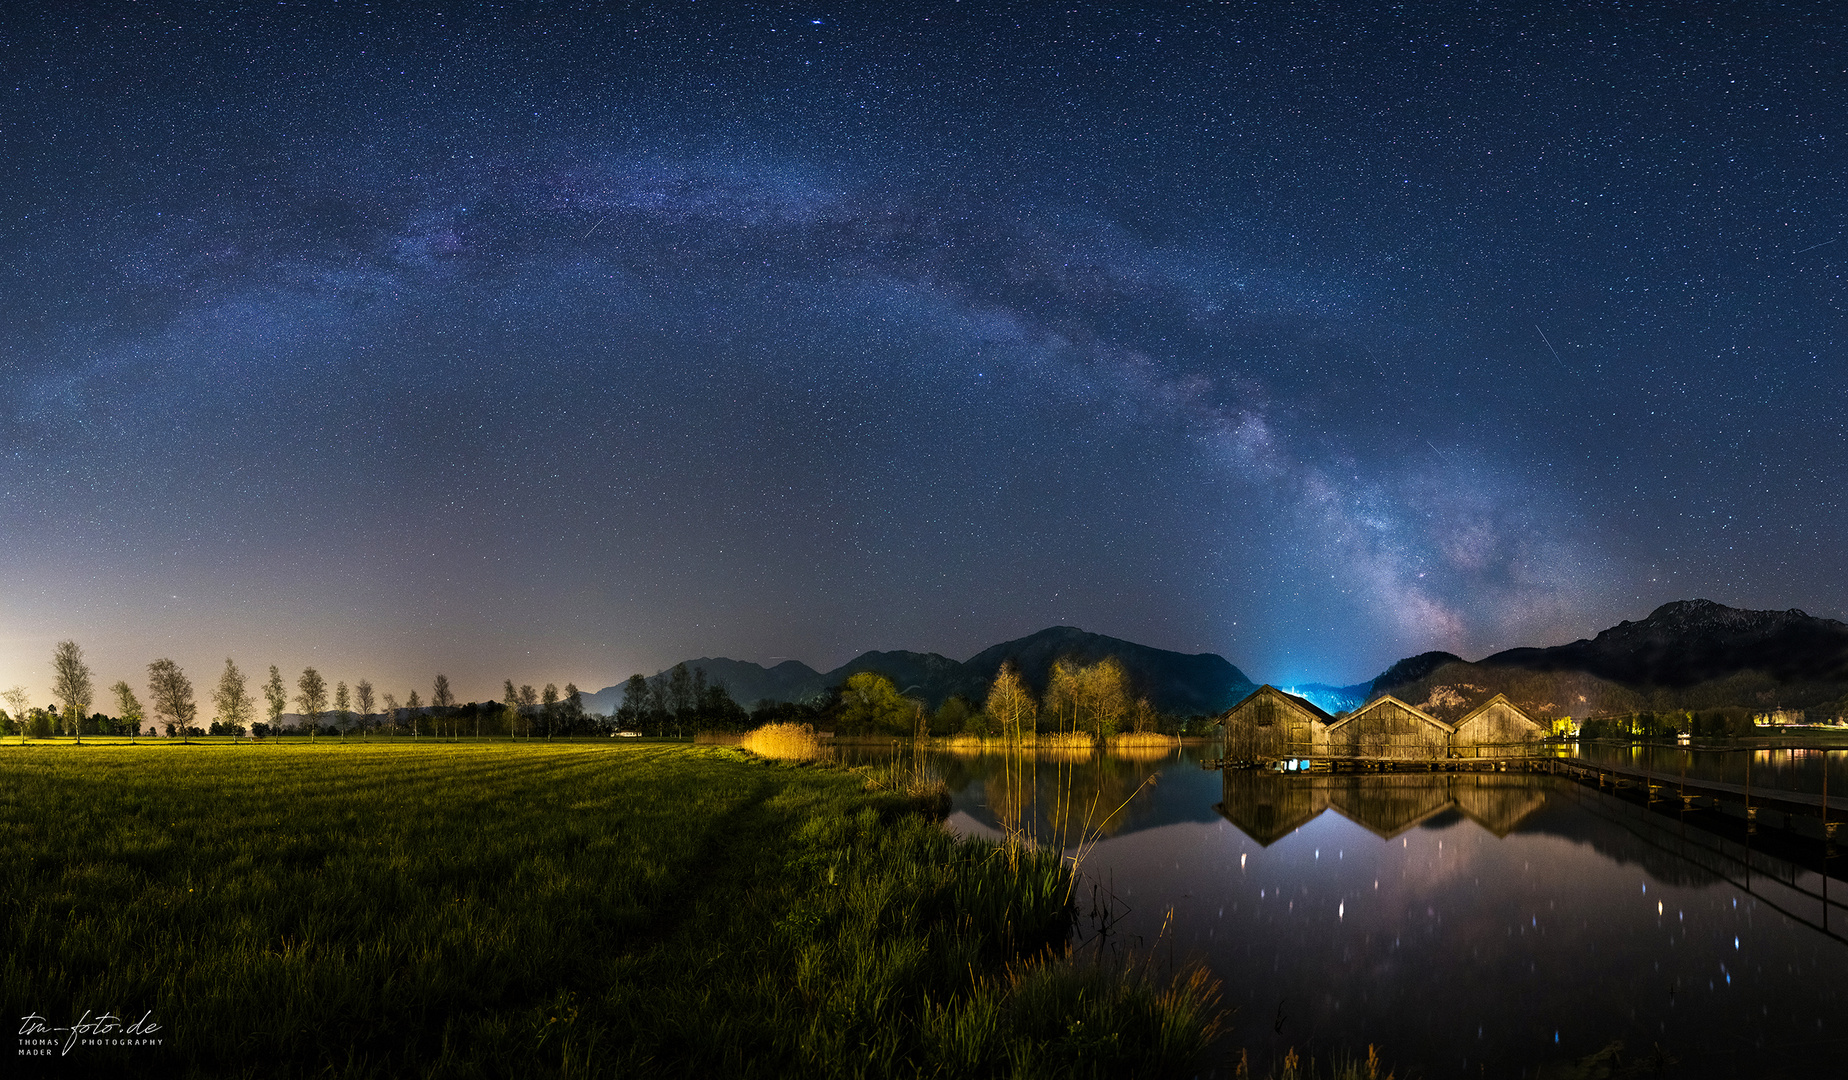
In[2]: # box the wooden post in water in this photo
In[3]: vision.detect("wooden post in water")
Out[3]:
[1745,747,1755,833]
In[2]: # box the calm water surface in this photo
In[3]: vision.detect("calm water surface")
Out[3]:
[862,743,1848,1078]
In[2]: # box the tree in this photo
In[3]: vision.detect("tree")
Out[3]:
[542,683,559,739]
[618,674,649,733]
[4,686,33,742]
[564,683,586,733]
[212,658,255,737]
[1044,656,1131,740]
[355,679,376,731]
[835,672,914,736]
[667,664,695,729]
[111,681,145,739]
[264,666,288,733]
[147,659,196,742]
[935,696,975,736]
[296,667,328,739]
[1044,659,1083,734]
[406,689,422,737]
[382,692,400,732]
[432,674,454,739]
[518,685,537,737]
[1079,657,1133,740]
[986,662,1038,741]
[647,679,672,735]
[503,679,521,738]
[334,681,351,737]
[52,640,94,744]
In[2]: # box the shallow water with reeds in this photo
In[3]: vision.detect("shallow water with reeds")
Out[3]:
[849,741,1848,1079]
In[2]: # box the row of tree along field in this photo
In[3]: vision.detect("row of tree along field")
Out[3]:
[1,642,598,740]
[5,643,1218,742]
[617,656,1220,739]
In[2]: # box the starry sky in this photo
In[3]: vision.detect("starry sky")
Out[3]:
[3,2,1844,706]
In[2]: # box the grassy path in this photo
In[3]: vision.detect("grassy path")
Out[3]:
[1,742,1216,1078]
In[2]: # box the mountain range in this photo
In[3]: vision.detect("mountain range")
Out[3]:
[583,600,1848,723]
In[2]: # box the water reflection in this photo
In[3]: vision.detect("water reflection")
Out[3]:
[1218,771,1550,844]
[1574,741,1848,796]
[887,743,1848,1079]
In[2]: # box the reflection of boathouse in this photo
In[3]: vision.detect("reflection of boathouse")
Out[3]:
[1221,685,1544,763]
[1216,770,1548,845]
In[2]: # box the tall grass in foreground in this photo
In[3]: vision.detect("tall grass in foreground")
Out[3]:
[1229,1044,1396,1080]
[0,741,1220,1078]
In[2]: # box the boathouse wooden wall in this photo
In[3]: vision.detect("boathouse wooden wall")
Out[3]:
[1321,696,1451,761]
[1450,695,1544,756]
[1221,686,1331,762]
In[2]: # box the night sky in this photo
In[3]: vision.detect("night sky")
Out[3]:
[4,3,1844,706]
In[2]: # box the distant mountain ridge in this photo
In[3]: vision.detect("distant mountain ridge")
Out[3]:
[582,626,1256,717]
[1477,599,1848,688]
[1368,599,1848,723]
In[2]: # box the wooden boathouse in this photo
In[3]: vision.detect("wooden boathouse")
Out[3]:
[1450,694,1547,757]
[1320,695,1452,761]
[1220,685,1335,763]
[1220,688,1546,764]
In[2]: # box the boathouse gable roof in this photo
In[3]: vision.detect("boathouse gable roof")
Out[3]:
[1452,693,1544,736]
[1224,684,1336,727]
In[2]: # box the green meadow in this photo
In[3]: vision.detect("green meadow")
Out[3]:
[1,740,1218,1078]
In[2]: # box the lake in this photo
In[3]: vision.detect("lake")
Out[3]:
[864,742,1848,1078]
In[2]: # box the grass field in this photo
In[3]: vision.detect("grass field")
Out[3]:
[1,740,1218,1078]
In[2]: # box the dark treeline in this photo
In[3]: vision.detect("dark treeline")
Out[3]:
[1,641,621,742]
[1578,708,1763,741]
[614,663,749,736]
[610,659,1219,738]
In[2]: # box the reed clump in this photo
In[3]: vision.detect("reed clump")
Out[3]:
[740,720,828,760]
[1110,731,1179,747]
[859,758,953,816]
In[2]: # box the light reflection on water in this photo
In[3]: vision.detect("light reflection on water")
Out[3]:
[852,743,1848,1079]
